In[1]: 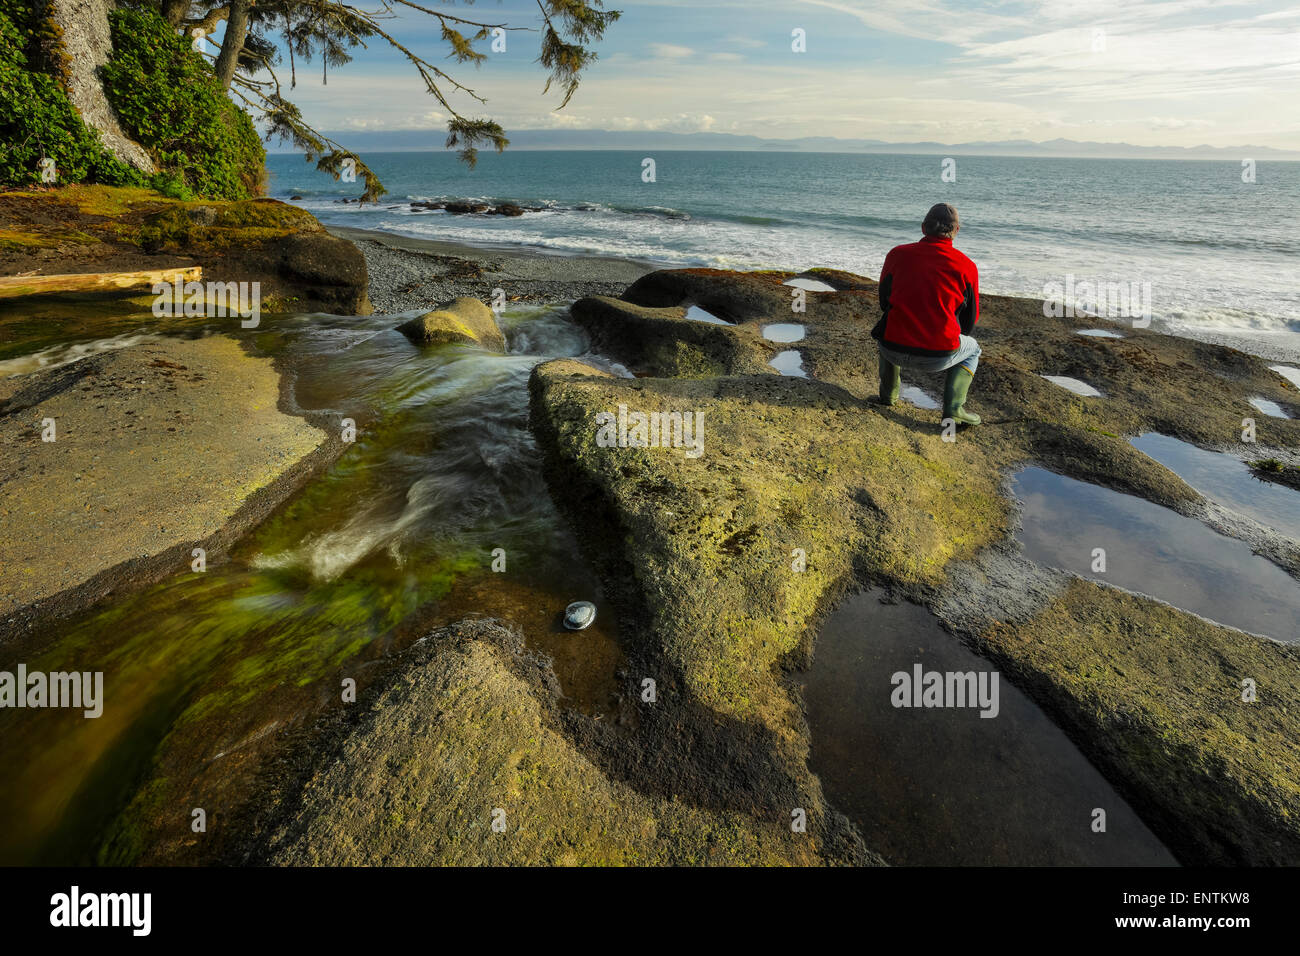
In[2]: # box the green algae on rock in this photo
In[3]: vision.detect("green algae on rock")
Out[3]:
[526,356,1006,865]
[527,266,1300,866]
[397,297,506,352]
[259,619,854,866]
[571,296,770,378]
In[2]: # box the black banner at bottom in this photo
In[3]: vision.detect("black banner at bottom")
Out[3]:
[0,866,1275,943]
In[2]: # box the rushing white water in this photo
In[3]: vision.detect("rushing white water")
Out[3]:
[0,333,159,378]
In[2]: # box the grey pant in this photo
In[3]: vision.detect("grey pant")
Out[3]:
[879,335,981,376]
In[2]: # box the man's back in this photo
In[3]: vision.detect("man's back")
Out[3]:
[875,235,979,356]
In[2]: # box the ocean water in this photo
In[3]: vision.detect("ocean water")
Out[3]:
[268,150,1300,350]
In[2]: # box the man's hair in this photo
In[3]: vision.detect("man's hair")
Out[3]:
[922,203,960,238]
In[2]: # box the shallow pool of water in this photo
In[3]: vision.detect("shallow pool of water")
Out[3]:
[1075,328,1124,339]
[1012,467,1300,640]
[1130,433,1300,540]
[685,305,729,325]
[783,277,837,293]
[1249,396,1291,419]
[1271,366,1300,389]
[769,349,807,377]
[1041,374,1103,397]
[803,589,1175,866]
[901,385,939,410]
[761,323,805,343]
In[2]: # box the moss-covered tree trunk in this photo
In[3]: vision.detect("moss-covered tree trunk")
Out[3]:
[49,0,155,173]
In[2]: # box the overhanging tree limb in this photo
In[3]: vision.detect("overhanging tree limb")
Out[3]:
[168,0,620,198]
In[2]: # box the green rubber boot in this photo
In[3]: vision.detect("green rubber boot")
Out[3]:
[943,366,981,426]
[878,355,901,406]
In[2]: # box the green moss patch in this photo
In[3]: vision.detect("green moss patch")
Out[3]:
[971,579,1300,864]
[264,620,833,866]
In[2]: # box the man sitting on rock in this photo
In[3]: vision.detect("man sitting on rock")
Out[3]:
[872,202,982,426]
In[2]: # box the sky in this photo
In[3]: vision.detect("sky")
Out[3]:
[222,0,1300,149]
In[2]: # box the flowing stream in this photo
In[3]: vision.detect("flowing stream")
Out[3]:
[0,302,624,865]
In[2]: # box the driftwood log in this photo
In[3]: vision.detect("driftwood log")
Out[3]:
[0,266,201,299]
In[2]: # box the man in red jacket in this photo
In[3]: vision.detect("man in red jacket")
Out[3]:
[871,203,982,425]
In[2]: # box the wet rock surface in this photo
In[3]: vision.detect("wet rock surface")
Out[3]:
[13,245,1294,866]
[0,335,336,639]
[396,297,506,352]
[332,226,652,312]
[569,296,772,378]
[525,266,1300,865]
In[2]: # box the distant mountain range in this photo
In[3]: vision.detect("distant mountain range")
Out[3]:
[272,128,1300,160]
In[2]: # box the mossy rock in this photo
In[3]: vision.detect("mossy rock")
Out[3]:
[262,619,863,866]
[529,358,1010,732]
[0,188,371,315]
[570,296,770,377]
[529,267,1300,866]
[397,298,505,352]
[131,200,323,253]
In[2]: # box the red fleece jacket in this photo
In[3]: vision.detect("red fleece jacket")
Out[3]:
[872,235,979,355]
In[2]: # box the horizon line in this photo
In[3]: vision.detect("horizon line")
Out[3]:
[262,128,1300,160]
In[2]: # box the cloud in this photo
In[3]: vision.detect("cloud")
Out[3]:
[794,0,1019,44]
[261,0,1300,151]
[601,112,719,132]
[868,2,1300,108]
[1147,116,1214,130]
[332,109,446,131]
[648,43,694,58]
